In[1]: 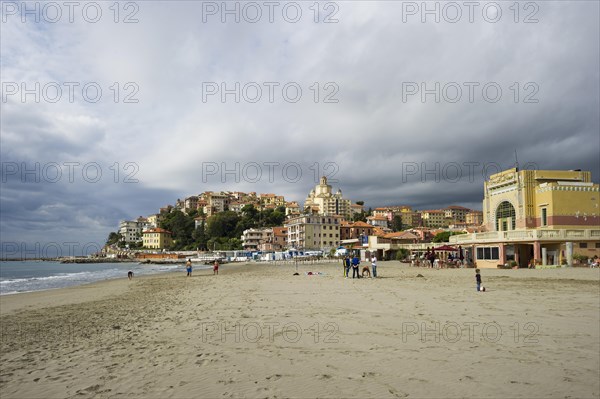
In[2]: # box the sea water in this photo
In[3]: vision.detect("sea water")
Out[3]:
[0,261,208,295]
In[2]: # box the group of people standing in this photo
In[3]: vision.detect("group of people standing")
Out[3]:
[185,259,219,277]
[343,254,378,279]
[416,246,466,268]
[423,248,437,268]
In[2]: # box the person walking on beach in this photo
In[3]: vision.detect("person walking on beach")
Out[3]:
[371,254,378,278]
[186,259,192,277]
[475,269,482,292]
[429,249,437,269]
[127,270,133,280]
[344,256,351,278]
[351,255,360,279]
[213,260,219,275]
[458,245,464,267]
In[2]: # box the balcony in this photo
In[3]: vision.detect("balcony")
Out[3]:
[449,229,600,244]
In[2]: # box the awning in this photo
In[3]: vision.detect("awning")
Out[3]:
[433,245,458,251]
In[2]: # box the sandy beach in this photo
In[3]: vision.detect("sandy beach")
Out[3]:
[1,261,598,398]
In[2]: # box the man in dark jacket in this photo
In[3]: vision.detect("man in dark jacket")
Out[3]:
[351,255,360,279]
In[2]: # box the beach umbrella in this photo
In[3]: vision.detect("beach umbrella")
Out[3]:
[433,245,458,251]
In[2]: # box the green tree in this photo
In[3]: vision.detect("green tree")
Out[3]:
[391,215,403,232]
[160,210,195,249]
[226,237,243,250]
[207,237,242,251]
[241,204,258,219]
[432,231,466,243]
[106,232,121,246]
[259,208,286,227]
[207,211,240,239]
[395,248,410,260]
[192,220,208,250]
[353,210,367,222]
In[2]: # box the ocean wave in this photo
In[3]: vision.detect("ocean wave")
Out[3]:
[0,262,182,295]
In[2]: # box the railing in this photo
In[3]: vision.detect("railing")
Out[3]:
[449,229,600,243]
[474,232,500,240]
[565,230,585,238]
[504,230,534,239]
[537,230,560,238]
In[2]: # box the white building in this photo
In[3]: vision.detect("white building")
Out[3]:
[119,220,143,243]
[241,228,273,251]
[303,176,352,219]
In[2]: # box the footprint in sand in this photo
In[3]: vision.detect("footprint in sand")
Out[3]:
[362,371,379,378]
[388,388,409,398]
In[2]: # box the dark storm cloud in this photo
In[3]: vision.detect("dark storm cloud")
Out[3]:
[1,1,598,249]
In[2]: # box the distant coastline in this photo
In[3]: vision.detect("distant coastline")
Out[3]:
[1,258,138,263]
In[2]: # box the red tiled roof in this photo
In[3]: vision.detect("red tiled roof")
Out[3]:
[352,221,373,228]
[372,228,386,237]
[144,228,172,234]
[367,215,388,220]
[383,231,419,240]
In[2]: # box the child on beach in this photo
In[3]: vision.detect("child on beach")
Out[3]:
[213,260,219,275]
[475,269,482,292]
[186,259,192,277]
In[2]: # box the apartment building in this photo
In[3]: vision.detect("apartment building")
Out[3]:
[419,210,447,228]
[142,228,173,249]
[241,228,273,251]
[285,215,342,251]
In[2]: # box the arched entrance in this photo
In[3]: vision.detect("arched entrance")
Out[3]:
[496,201,516,231]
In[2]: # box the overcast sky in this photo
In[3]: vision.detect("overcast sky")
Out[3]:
[1,1,599,255]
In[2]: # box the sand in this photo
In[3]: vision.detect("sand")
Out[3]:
[1,261,598,398]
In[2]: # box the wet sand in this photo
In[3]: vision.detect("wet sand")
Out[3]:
[1,262,598,398]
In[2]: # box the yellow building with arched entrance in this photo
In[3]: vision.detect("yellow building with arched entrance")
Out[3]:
[451,168,599,267]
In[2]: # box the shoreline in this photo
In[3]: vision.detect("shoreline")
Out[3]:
[1,262,598,398]
[0,262,250,315]
[2,261,598,305]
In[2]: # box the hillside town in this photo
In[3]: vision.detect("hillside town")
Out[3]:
[105,168,599,268]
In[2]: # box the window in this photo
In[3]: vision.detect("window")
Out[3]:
[496,201,516,231]
[579,243,588,249]
[541,208,547,226]
[476,246,500,260]
[596,243,600,249]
